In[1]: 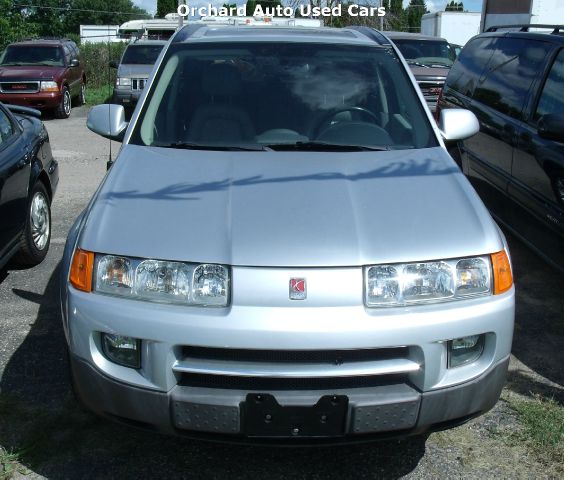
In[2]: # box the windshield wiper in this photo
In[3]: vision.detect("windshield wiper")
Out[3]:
[153,141,271,151]
[266,141,389,152]
[406,60,430,68]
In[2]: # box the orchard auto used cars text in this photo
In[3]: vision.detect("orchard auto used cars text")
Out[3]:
[177,3,387,18]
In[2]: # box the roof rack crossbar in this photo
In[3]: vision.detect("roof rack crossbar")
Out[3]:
[486,24,563,35]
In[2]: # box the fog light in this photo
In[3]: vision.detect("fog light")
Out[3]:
[102,333,141,369]
[448,334,484,368]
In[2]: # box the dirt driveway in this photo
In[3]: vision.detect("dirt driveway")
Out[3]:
[0,107,562,479]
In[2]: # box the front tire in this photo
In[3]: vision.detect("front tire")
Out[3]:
[13,182,51,266]
[55,86,71,119]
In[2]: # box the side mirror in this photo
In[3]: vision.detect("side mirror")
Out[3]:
[538,114,564,143]
[439,108,480,142]
[87,104,128,142]
[70,58,80,67]
[109,61,118,69]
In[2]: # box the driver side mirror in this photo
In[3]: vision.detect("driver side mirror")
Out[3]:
[538,114,564,143]
[87,104,128,142]
[70,58,80,68]
[438,109,480,142]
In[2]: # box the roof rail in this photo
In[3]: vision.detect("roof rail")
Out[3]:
[344,26,391,45]
[5,104,42,119]
[486,24,563,35]
[18,37,74,43]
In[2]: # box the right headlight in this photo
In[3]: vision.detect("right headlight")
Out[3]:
[365,255,494,307]
[92,254,229,306]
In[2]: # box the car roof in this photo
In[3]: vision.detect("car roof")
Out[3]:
[384,31,448,42]
[477,28,564,45]
[9,38,72,47]
[128,40,168,46]
[172,25,389,46]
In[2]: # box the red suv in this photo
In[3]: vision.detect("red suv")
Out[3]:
[0,38,86,118]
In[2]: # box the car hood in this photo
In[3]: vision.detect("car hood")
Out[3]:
[80,145,502,267]
[117,64,154,78]
[0,66,63,81]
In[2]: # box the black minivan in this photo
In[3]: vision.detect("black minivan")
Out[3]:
[438,25,564,271]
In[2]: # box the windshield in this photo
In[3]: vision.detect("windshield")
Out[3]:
[130,42,436,151]
[393,40,456,67]
[122,45,164,65]
[0,46,65,67]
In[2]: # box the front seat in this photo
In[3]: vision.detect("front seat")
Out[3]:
[188,63,255,143]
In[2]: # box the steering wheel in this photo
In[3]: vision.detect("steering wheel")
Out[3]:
[313,107,380,138]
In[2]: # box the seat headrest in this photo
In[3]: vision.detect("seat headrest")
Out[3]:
[202,63,242,97]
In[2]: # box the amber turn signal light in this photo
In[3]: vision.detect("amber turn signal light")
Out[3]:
[491,250,513,295]
[70,249,94,292]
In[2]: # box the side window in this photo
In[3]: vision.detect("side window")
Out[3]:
[445,37,497,97]
[0,109,14,146]
[535,49,564,120]
[474,38,552,120]
[63,46,71,65]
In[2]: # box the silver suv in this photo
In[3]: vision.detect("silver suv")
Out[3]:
[62,25,515,442]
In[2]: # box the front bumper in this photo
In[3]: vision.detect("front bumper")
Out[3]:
[112,89,142,106]
[71,353,509,442]
[0,91,61,109]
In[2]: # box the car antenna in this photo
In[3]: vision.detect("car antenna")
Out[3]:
[107,24,113,171]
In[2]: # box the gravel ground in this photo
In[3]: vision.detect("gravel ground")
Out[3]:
[0,106,562,479]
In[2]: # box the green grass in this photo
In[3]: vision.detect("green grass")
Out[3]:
[85,84,113,106]
[510,394,564,468]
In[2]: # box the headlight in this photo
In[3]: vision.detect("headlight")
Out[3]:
[40,81,59,92]
[94,254,230,306]
[365,256,492,307]
[115,77,131,88]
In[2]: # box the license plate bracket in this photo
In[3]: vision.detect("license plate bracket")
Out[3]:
[241,393,348,438]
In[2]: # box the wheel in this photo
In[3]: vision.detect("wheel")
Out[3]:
[13,182,51,266]
[77,82,86,106]
[55,86,71,118]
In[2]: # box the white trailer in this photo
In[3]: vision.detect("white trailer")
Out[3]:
[80,25,119,43]
[481,0,564,32]
[420,11,481,46]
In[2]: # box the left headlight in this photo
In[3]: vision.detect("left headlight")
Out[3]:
[40,81,59,92]
[365,256,492,307]
[91,254,229,306]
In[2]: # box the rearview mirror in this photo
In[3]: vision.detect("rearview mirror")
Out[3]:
[109,61,118,69]
[538,114,564,143]
[439,109,480,142]
[87,104,128,142]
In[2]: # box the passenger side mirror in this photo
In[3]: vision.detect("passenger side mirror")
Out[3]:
[87,104,128,142]
[109,61,118,69]
[538,114,564,143]
[438,109,480,142]
[70,58,80,67]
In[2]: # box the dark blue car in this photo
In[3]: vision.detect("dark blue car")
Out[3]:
[0,103,58,269]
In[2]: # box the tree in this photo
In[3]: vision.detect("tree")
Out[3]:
[0,0,37,51]
[445,1,464,11]
[406,0,427,33]
[157,0,177,18]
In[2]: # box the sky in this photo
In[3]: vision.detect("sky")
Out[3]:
[133,0,484,17]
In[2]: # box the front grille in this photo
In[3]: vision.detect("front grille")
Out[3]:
[417,80,444,101]
[0,81,40,93]
[178,373,409,390]
[181,346,409,364]
[177,346,413,390]
[131,78,147,90]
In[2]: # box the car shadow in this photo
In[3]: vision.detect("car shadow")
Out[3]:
[0,264,427,479]
[504,230,564,403]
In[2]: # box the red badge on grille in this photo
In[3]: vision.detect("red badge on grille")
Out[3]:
[289,278,306,300]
